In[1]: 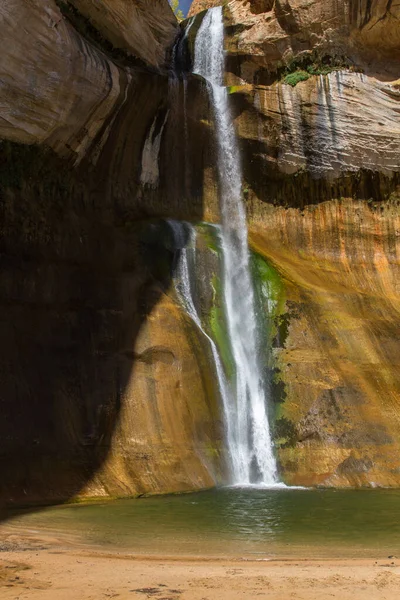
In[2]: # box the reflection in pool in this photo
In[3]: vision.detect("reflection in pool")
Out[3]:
[4,487,400,558]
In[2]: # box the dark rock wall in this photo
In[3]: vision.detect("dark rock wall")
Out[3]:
[0,59,216,508]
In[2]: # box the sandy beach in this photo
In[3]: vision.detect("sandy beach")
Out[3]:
[1,528,400,600]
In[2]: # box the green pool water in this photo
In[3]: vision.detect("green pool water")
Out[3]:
[4,487,400,558]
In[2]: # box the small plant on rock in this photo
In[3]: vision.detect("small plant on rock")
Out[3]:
[283,70,311,87]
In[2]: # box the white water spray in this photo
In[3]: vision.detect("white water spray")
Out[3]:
[193,7,278,485]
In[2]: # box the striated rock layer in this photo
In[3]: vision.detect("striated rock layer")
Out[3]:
[67,0,178,67]
[0,0,179,162]
[234,71,400,181]
[0,0,123,161]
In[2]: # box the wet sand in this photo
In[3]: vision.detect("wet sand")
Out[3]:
[1,528,400,599]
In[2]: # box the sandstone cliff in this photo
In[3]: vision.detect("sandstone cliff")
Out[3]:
[249,195,400,487]
[1,0,400,505]
[188,0,222,16]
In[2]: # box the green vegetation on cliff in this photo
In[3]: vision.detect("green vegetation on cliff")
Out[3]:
[284,70,311,87]
[281,53,355,86]
[209,273,235,380]
[250,252,285,344]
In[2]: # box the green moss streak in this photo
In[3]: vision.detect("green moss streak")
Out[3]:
[250,251,285,345]
[249,251,295,457]
[197,222,220,254]
[195,223,236,380]
[209,274,236,380]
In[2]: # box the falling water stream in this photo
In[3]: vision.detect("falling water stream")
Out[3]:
[171,222,231,423]
[185,7,279,486]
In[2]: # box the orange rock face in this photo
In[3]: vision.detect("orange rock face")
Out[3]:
[84,291,224,498]
[249,196,400,487]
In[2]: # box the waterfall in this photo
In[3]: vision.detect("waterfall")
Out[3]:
[193,7,278,486]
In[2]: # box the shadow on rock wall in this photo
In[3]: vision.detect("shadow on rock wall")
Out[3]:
[0,70,211,517]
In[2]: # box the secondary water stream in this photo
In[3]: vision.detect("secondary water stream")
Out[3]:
[171,221,231,424]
